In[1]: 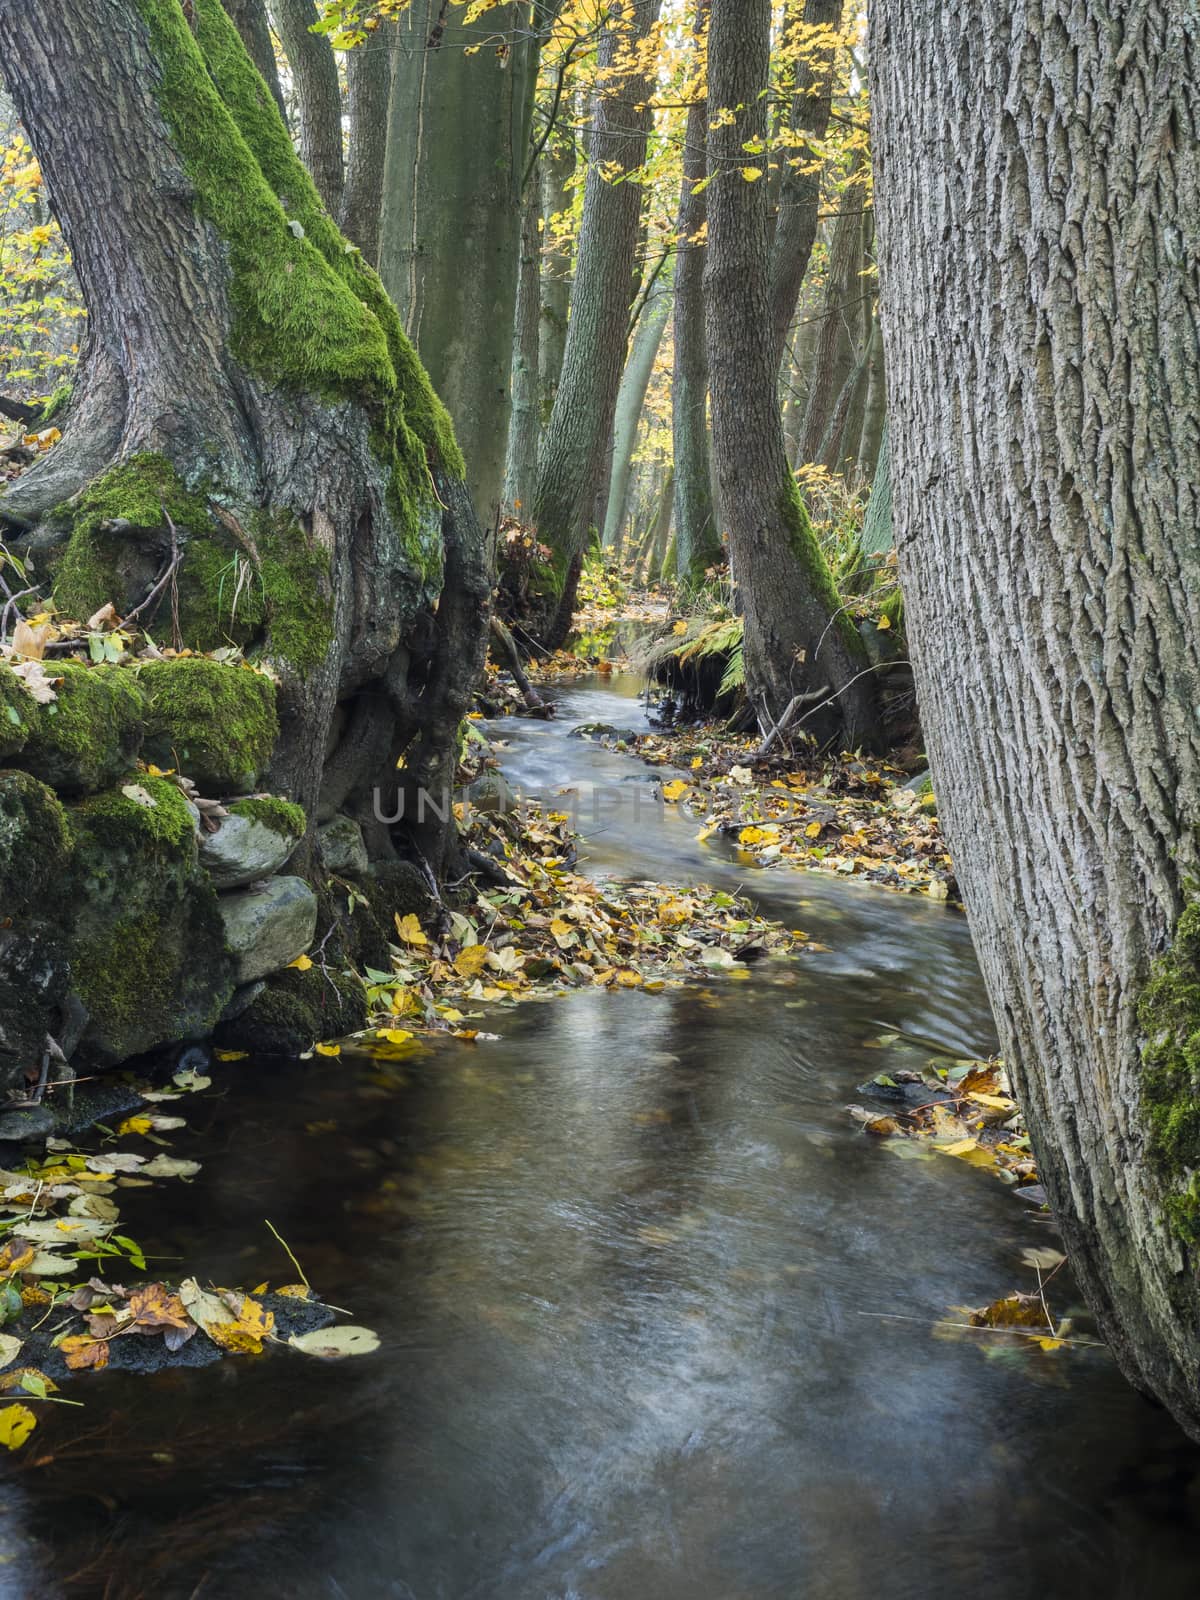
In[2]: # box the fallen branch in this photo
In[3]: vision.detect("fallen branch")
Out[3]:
[754,685,831,759]
[489,615,545,712]
[0,395,42,427]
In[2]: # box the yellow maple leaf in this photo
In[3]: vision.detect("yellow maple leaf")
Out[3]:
[395,913,428,946]
[690,756,703,769]
[0,1404,36,1450]
[805,821,822,838]
[741,165,763,181]
[376,1028,413,1046]
[453,945,487,978]
[661,780,688,802]
[115,1114,153,1137]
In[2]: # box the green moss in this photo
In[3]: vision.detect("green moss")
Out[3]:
[1138,902,1200,1241]
[0,771,74,915]
[779,475,865,659]
[215,964,366,1056]
[174,535,267,653]
[230,795,307,839]
[18,662,145,794]
[254,514,334,673]
[139,657,278,793]
[0,665,36,761]
[39,381,73,424]
[75,775,196,854]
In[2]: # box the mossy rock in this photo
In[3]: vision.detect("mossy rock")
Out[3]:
[228,794,306,838]
[0,771,74,917]
[215,964,366,1057]
[0,923,70,1089]
[67,776,234,1064]
[0,666,37,762]
[17,661,145,794]
[139,656,278,794]
[1139,902,1200,1243]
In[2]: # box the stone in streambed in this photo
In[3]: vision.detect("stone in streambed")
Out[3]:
[218,875,317,984]
[200,811,299,889]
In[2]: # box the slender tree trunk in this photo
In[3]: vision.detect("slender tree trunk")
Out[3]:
[339,23,394,264]
[602,267,672,548]
[271,0,344,212]
[380,1,540,528]
[673,0,722,592]
[855,316,886,481]
[530,0,664,648]
[504,168,543,517]
[872,0,1200,1436]
[768,0,844,373]
[857,421,890,559]
[795,176,863,466]
[705,0,876,748]
[538,133,575,424]
[220,0,285,118]
[644,466,675,584]
[0,0,487,882]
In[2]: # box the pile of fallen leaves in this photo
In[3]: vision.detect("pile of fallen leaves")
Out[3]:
[583,719,955,902]
[339,799,809,1048]
[847,1055,1042,1198]
[0,1064,376,1453]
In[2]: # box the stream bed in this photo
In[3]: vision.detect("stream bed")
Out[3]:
[5,674,1200,1598]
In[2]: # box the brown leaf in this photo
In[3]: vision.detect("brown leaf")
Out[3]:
[127,1283,191,1331]
[59,1334,110,1371]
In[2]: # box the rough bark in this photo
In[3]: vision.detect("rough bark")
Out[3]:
[705,0,876,749]
[380,1,540,528]
[672,1,722,592]
[795,174,864,467]
[537,133,575,423]
[271,0,344,212]
[504,168,543,517]
[0,0,488,882]
[530,0,664,648]
[768,0,844,373]
[871,0,1200,1435]
[601,265,672,549]
[339,23,394,264]
[220,0,285,118]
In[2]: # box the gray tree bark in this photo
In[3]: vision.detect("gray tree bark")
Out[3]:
[530,0,664,647]
[705,0,876,749]
[271,0,344,212]
[602,264,672,549]
[339,24,394,264]
[220,0,286,118]
[672,0,722,592]
[379,0,541,528]
[504,167,543,517]
[855,316,886,481]
[795,174,864,467]
[872,0,1200,1436]
[538,133,575,425]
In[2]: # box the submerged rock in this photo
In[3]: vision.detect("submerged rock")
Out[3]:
[219,875,317,984]
[215,962,367,1056]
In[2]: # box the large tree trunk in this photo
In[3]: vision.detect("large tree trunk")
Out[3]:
[672,0,722,593]
[271,0,344,213]
[529,0,664,648]
[380,1,540,528]
[768,0,844,373]
[705,0,876,749]
[871,0,1200,1436]
[0,0,488,881]
[339,23,394,265]
[601,264,672,549]
[220,0,286,118]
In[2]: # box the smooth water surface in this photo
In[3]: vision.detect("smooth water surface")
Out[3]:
[5,675,1200,1599]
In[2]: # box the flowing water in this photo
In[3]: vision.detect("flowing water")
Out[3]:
[6,674,1200,1598]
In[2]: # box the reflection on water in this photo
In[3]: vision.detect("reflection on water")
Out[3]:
[5,677,1200,1598]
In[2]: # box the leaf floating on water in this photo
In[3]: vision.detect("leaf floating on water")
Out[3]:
[140,1155,201,1179]
[0,1404,36,1449]
[0,1336,22,1370]
[59,1334,110,1371]
[287,1325,380,1359]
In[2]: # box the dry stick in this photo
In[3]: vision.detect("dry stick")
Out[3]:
[490,615,544,710]
[122,504,184,630]
[754,685,831,759]
[264,1219,311,1292]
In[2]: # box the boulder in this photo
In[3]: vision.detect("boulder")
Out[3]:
[0,665,36,762]
[0,770,74,916]
[318,814,369,875]
[218,875,317,984]
[17,661,144,794]
[200,811,298,889]
[214,964,367,1056]
[139,656,278,794]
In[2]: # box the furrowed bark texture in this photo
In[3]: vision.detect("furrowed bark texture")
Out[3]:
[705,0,876,749]
[272,0,344,211]
[530,0,663,647]
[795,167,863,467]
[768,0,843,373]
[380,0,539,527]
[672,0,721,590]
[340,25,394,264]
[871,0,1200,1435]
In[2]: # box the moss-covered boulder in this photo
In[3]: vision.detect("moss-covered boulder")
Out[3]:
[67,777,234,1063]
[199,795,305,890]
[215,963,366,1056]
[0,771,73,917]
[139,657,278,793]
[16,661,144,794]
[0,666,37,762]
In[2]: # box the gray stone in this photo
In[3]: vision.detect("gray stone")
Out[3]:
[218,981,266,1023]
[318,814,369,876]
[200,812,297,890]
[0,1106,55,1142]
[464,771,517,815]
[218,876,317,985]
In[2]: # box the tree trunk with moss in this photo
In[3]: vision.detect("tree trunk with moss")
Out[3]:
[0,0,488,883]
[220,0,286,118]
[379,1,541,528]
[705,0,876,749]
[271,0,344,213]
[528,0,664,648]
[872,0,1200,1436]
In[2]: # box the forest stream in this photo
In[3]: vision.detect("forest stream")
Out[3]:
[4,672,1200,1600]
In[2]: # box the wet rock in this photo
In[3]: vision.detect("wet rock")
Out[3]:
[200,811,298,889]
[568,722,620,739]
[0,924,70,1089]
[857,1073,954,1108]
[215,963,367,1056]
[318,814,369,875]
[464,771,517,815]
[218,980,266,1023]
[0,1105,55,1142]
[218,875,317,984]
